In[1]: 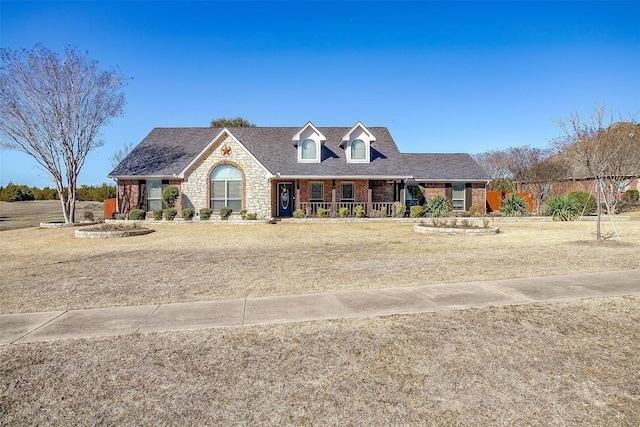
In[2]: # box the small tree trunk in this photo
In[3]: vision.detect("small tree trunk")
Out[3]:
[596,179,601,241]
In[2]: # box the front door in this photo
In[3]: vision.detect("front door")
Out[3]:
[277,182,293,217]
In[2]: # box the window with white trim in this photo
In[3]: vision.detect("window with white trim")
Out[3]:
[452,183,465,210]
[351,140,366,160]
[301,139,317,161]
[210,164,242,212]
[310,182,324,202]
[341,183,355,202]
[147,180,162,211]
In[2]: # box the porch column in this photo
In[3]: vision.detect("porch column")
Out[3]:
[331,188,336,216]
[295,189,300,211]
[367,189,372,215]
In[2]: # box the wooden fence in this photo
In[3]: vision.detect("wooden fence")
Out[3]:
[486,192,534,213]
[103,198,116,219]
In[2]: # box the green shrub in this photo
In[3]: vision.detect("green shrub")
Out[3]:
[199,208,213,220]
[152,208,163,220]
[219,206,232,220]
[293,209,304,219]
[338,207,348,218]
[162,185,179,208]
[164,208,177,221]
[83,211,94,221]
[128,209,145,220]
[380,206,387,217]
[543,194,579,221]
[410,205,423,218]
[182,208,195,221]
[626,189,639,203]
[392,202,406,218]
[424,195,452,217]
[239,209,247,220]
[500,194,528,217]
[245,213,258,220]
[568,191,597,215]
[355,205,364,218]
[316,208,326,218]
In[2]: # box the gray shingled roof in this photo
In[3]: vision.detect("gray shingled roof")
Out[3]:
[402,153,489,182]
[108,128,220,177]
[109,126,412,178]
[108,126,488,182]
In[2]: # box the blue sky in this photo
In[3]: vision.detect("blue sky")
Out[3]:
[1,0,639,188]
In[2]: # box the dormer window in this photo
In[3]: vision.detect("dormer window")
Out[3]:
[301,139,318,161]
[341,122,375,163]
[351,140,366,160]
[294,121,325,163]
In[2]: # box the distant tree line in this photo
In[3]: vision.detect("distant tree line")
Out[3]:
[0,182,115,202]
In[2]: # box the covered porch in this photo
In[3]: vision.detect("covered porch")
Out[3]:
[272,178,408,217]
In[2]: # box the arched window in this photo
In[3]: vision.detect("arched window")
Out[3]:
[351,139,366,160]
[210,164,242,212]
[301,139,317,160]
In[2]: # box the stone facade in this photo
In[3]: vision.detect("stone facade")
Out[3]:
[181,134,273,219]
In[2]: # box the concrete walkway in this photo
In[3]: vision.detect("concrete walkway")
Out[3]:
[2,270,639,345]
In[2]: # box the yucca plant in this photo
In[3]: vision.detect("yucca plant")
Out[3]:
[543,194,579,221]
[500,194,528,217]
[423,195,452,217]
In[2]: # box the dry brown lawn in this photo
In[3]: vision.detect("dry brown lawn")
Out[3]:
[1,219,639,314]
[1,296,638,425]
[2,205,639,425]
[0,200,104,231]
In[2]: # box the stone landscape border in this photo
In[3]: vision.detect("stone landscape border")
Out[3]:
[74,227,154,239]
[414,223,500,235]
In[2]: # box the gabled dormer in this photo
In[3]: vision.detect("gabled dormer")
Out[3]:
[293,121,326,163]
[339,121,376,163]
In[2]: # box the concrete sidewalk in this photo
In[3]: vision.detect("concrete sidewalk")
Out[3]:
[2,270,639,345]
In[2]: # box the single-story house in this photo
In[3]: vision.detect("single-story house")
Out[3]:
[108,121,489,218]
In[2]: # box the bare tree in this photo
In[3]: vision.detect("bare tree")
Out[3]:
[109,142,134,168]
[554,105,639,239]
[473,150,517,192]
[0,45,126,223]
[474,146,568,212]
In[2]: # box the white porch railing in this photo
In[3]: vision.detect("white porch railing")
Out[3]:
[298,201,400,217]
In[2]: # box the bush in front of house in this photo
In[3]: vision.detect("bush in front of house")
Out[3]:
[355,205,364,218]
[423,195,452,218]
[293,209,304,218]
[500,194,528,217]
[392,202,406,218]
[568,191,597,216]
[152,208,163,220]
[162,185,179,209]
[543,194,579,221]
[316,208,326,218]
[410,205,423,218]
[219,206,232,220]
[245,213,258,220]
[199,208,213,220]
[182,208,195,221]
[626,189,639,203]
[338,207,348,218]
[164,208,177,220]
[128,209,145,220]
